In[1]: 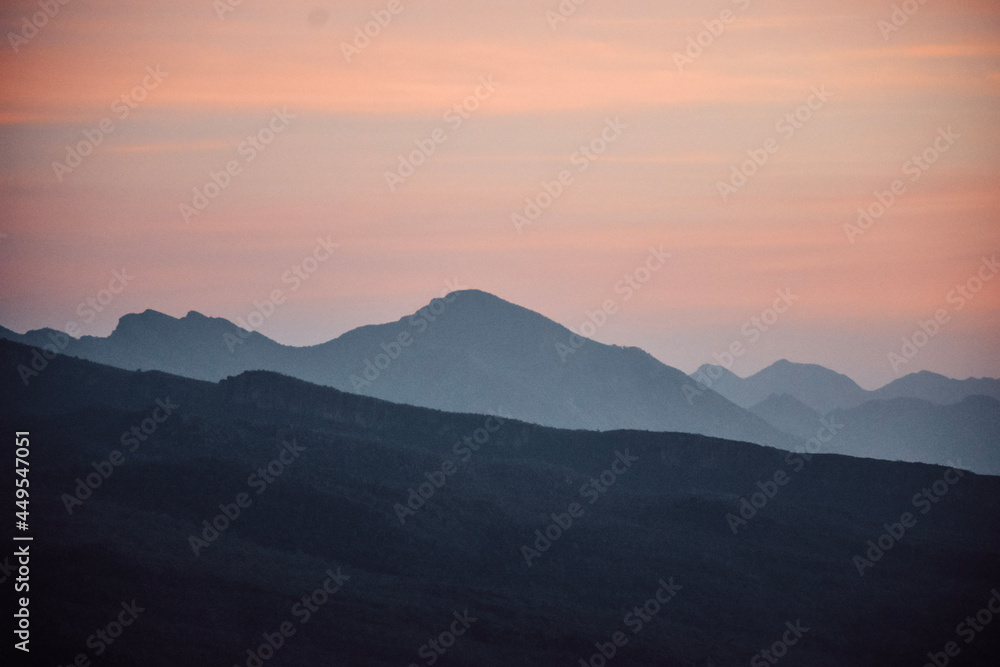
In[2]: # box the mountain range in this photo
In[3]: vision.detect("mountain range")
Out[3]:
[0,291,793,448]
[692,360,1000,413]
[693,360,1000,474]
[2,336,999,666]
[2,289,997,474]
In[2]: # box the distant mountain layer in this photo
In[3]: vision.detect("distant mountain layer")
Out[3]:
[1,290,794,450]
[748,393,1000,475]
[693,360,1000,413]
[748,393,822,440]
[694,360,869,414]
[2,337,999,665]
[828,395,1000,473]
[710,360,1000,475]
[3,291,997,473]
[872,370,1000,405]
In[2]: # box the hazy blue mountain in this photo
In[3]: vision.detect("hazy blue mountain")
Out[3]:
[735,381,1000,475]
[695,360,1000,413]
[3,337,1000,665]
[692,359,869,413]
[6,293,997,472]
[1,290,794,449]
[823,396,1000,475]
[748,393,823,440]
[8,309,296,380]
[871,370,1000,405]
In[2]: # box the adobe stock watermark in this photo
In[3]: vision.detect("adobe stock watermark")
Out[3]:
[717,85,831,202]
[12,545,29,653]
[576,578,682,667]
[341,0,412,63]
[214,0,245,20]
[546,0,588,31]
[16,268,135,386]
[750,620,810,666]
[520,449,639,567]
[672,0,753,72]
[726,415,844,535]
[920,588,1000,667]
[51,65,168,182]
[349,279,468,391]
[8,0,72,53]
[887,254,997,373]
[231,567,349,667]
[394,413,505,525]
[512,117,627,233]
[180,108,296,224]
[877,0,931,41]
[60,398,179,514]
[188,439,306,557]
[407,610,478,667]
[556,246,671,363]
[684,288,799,404]
[844,126,959,244]
[851,462,964,576]
[224,236,340,353]
[385,75,500,192]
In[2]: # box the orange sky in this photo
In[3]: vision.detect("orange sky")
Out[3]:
[1,0,998,388]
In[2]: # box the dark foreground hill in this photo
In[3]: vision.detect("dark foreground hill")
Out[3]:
[1,339,999,666]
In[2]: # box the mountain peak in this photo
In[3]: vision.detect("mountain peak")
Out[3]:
[703,359,868,413]
[757,358,861,383]
[692,364,741,382]
[438,289,526,314]
[108,309,251,344]
[765,359,835,373]
[426,289,556,333]
[114,309,175,326]
[108,310,176,340]
[443,288,500,301]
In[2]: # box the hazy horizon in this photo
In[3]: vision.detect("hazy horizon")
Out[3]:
[2,287,995,392]
[2,0,998,391]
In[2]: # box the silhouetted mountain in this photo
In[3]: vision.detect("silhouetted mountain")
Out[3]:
[10,309,294,380]
[692,359,869,413]
[871,370,1000,405]
[736,381,1000,475]
[0,290,794,449]
[690,362,1000,473]
[6,295,997,473]
[694,360,1000,412]
[2,338,999,666]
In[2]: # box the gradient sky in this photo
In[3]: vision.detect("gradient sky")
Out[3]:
[1,0,998,389]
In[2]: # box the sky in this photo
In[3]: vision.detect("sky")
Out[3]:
[0,0,998,390]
